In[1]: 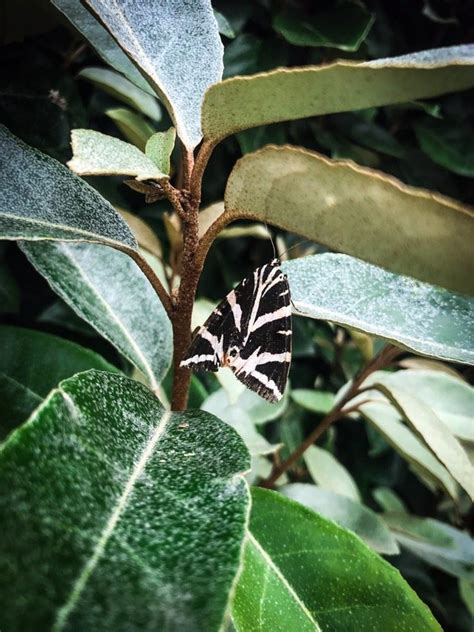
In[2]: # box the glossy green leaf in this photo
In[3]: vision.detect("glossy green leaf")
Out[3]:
[0,374,41,442]
[0,370,250,630]
[106,108,156,151]
[203,45,474,142]
[360,402,458,499]
[51,0,155,95]
[282,483,399,555]
[20,241,172,390]
[372,384,474,500]
[235,488,441,631]
[0,126,136,249]
[79,67,160,121]
[225,148,474,295]
[282,254,474,362]
[0,325,117,398]
[291,389,335,414]
[85,0,223,149]
[68,129,167,181]
[367,370,474,443]
[415,118,474,177]
[273,3,374,51]
[145,127,176,175]
[303,445,360,501]
[383,513,474,581]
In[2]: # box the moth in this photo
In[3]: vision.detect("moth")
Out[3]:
[180,259,292,402]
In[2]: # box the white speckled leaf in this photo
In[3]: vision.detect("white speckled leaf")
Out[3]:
[0,126,136,250]
[52,0,155,95]
[106,108,156,151]
[79,67,161,121]
[372,384,474,500]
[20,241,172,390]
[225,147,474,295]
[0,370,250,631]
[85,0,223,149]
[145,128,176,174]
[203,44,474,142]
[281,484,398,555]
[359,401,458,499]
[303,446,361,502]
[232,488,441,631]
[68,130,167,181]
[283,254,474,364]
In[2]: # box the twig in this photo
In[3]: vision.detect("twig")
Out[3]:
[127,248,173,317]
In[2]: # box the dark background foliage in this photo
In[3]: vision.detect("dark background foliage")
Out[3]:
[1,1,473,628]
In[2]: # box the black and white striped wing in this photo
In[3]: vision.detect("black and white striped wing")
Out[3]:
[180,259,292,402]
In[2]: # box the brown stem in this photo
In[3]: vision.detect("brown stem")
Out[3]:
[190,138,217,203]
[126,248,173,317]
[261,344,402,487]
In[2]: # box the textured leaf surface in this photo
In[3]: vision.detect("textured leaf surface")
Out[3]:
[226,148,474,295]
[78,67,161,120]
[51,0,155,95]
[0,126,136,249]
[0,374,41,442]
[68,129,167,181]
[21,241,172,390]
[281,484,398,555]
[303,445,360,501]
[282,254,474,362]
[85,0,223,148]
[145,128,176,175]
[360,402,458,499]
[373,384,474,500]
[234,488,440,631]
[0,371,250,631]
[106,108,156,151]
[202,44,474,141]
[0,325,117,398]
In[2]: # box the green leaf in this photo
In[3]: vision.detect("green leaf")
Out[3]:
[415,118,474,177]
[203,44,474,142]
[0,263,19,313]
[106,108,156,151]
[273,3,374,52]
[372,384,474,500]
[459,579,474,615]
[145,127,176,175]
[283,254,474,363]
[78,67,161,121]
[0,126,136,249]
[235,488,441,631]
[383,513,474,581]
[214,9,236,39]
[85,0,223,149]
[68,129,167,181]
[282,484,399,555]
[303,445,361,501]
[51,0,155,95]
[0,325,118,398]
[20,241,173,390]
[0,374,41,442]
[360,402,458,499]
[373,487,408,514]
[368,370,474,443]
[291,389,335,414]
[225,147,474,295]
[0,370,250,630]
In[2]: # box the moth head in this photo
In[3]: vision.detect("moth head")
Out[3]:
[223,345,240,366]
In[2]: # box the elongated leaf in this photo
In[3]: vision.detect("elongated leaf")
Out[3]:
[0,325,117,398]
[360,402,458,499]
[415,118,474,177]
[226,148,474,295]
[20,241,172,390]
[202,45,474,142]
[383,513,474,581]
[0,126,136,250]
[79,67,161,121]
[106,108,156,151]
[282,484,398,555]
[291,389,335,414]
[145,128,176,175]
[281,254,474,362]
[303,445,360,501]
[68,129,167,181]
[85,0,223,149]
[234,488,441,631]
[0,370,250,630]
[373,384,474,500]
[52,0,155,95]
[0,374,41,441]
[373,487,407,514]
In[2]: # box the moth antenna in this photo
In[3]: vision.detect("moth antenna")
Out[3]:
[263,221,277,260]
[277,238,313,260]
